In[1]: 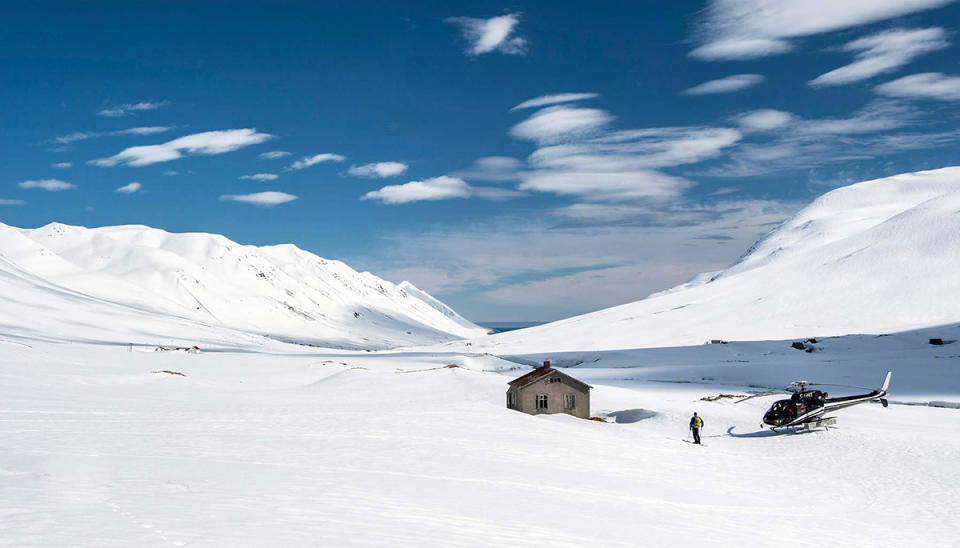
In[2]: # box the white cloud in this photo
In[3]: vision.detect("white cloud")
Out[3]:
[51,162,72,169]
[809,28,949,87]
[240,173,279,181]
[520,127,741,202]
[18,179,76,191]
[287,153,346,171]
[510,105,614,143]
[519,170,694,203]
[91,129,273,167]
[348,161,409,178]
[357,199,797,317]
[219,191,298,206]
[691,37,794,61]
[704,101,953,177]
[690,0,955,61]
[682,74,764,95]
[98,100,170,117]
[511,93,600,111]
[115,182,142,194]
[362,175,523,205]
[55,126,172,145]
[362,176,472,204]
[445,13,526,55]
[875,72,960,101]
[734,109,798,130]
[452,156,524,182]
[0,198,25,205]
[797,100,912,134]
[259,150,292,160]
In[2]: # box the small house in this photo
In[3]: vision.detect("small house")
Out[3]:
[506,361,591,419]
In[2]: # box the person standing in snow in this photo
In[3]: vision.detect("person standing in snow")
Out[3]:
[689,412,704,444]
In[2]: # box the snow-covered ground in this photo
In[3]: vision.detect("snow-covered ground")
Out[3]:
[0,338,957,547]
[2,168,960,546]
[446,168,960,354]
[0,222,487,350]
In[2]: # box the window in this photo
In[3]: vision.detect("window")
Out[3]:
[564,394,576,409]
[536,394,548,409]
[507,391,516,408]
[548,377,561,383]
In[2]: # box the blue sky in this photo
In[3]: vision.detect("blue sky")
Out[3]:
[2,1,960,322]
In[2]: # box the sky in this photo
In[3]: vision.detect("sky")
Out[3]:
[2,0,960,322]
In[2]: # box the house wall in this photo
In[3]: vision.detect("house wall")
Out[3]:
[513,372,590,419]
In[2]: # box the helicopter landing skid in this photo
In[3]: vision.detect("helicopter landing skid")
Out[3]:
[802,416,838,431]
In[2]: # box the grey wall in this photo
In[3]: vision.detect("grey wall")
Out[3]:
[508,371,590,419]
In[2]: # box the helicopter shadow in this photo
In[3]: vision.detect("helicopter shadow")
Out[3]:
[726,426,811,438]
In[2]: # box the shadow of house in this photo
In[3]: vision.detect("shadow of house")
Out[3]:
[506,361,591,419]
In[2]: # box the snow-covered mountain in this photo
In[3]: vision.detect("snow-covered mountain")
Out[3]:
[0,222,487,348]
[457,167,960,353]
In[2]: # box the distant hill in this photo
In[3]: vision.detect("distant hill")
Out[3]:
[0,222,487,349]
[454,167,960,353]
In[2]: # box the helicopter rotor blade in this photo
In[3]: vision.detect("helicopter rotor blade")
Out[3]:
[735,390,787,403]
[805,382,874,391]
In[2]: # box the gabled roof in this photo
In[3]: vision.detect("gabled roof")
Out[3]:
[508,367,592,391]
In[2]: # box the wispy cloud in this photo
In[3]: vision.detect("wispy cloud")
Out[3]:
[875,72,960,101]
[115,182,142,194]
[240,173,279,181]
[51,162,72,169]
[690,0,955,61]
[287,153,346,171]
[98,100,170,117]
[91,129,273,167]
[511,93,600,111]
[18,179,76,191]
[445,13,527,55]
[682,74,764,95]
[357,199,796,316]
[703,100,959,176]
[809,28,949,87]
[348,161,409,178]
[510,105,614,144]
[520,126,741,202]
[54,126,172,145]
[0,198,25,205]
[362,175,522,204]
[219,191,298,206]
[451,156,524,182]
[259,150,291,160]
[362,176,472,204]
[734,109,798,131]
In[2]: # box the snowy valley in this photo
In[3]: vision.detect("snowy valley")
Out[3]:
[2,169,959,547]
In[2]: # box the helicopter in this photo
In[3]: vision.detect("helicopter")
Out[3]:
[737,371,891,431]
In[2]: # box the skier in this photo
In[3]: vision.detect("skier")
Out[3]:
[689,412,704,444]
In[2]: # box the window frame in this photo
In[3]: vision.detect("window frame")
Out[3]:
[564,393,576,409]
[535,394,548,409]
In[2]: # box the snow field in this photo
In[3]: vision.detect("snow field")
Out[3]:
[0,341,957,547]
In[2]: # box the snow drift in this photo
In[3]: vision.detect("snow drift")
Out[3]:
[461,167,960,353]
[0,222,487,348]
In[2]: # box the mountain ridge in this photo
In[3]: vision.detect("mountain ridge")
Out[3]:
[0,221,486,349]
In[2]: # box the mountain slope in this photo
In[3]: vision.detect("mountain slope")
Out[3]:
[456,167,960,353]
[0,222,487,348]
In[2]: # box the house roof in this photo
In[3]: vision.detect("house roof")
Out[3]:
[508,367,592,391]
